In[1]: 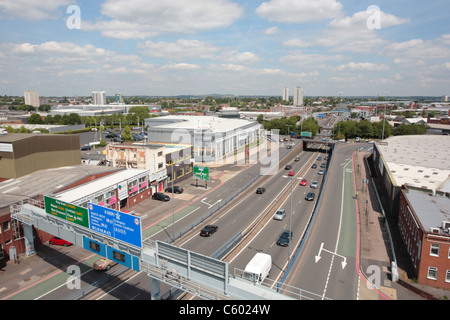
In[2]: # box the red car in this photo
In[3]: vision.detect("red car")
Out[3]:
[49,237,72,247]
[288,170,295,176]
[300,179,308,186]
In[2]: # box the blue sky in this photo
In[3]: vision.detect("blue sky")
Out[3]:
[0,0,449,97]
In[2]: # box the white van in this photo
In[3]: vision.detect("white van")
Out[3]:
[243,253,272,284]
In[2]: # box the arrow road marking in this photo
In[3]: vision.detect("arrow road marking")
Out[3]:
[315,242,347,269]
[201,197,222,209]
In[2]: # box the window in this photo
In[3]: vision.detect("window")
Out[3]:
[427,267,438,280]
[2,221,10,232]
[430,243,440,257]
[446,270,450,283]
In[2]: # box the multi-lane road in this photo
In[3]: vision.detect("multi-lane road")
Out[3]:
[4,137,367,300]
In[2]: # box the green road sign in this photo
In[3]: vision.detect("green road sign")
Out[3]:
[44,196,89,228]
[193,166,209,181]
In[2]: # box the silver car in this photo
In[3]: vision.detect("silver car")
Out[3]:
[310,181,318,188]
[273,209,286,220]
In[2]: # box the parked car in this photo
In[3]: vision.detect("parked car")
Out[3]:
[320,163,326,168]
[273,209,286,220]
[49,237,72,247]
[317,156,322,161]
[200,225,218,237]
[93,258,117,271]
[288,170,295,176]
[165,186,184,194]
[285,165,292,170]
[305,192,315,201]
[152,192,170,201]
[256,187,266,194]
[310,181,318,189]
[277,230,293,247]
[299,179,308,186]
[311,163,317,169]
[286,145,292,149]
[80,145,91,151]
[318,169,324,175]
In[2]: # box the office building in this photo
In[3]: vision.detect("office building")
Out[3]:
[282,88,289,102]
[92,91,106,105]
[24,90,40,108]
[293,86,303,107]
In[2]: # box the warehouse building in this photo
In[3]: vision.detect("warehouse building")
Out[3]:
[145,115,262,162]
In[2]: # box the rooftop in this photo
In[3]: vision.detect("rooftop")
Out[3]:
[0,165,122,209]
[146,115,261,132]
[404,189,449,232]
[377,135,450,192]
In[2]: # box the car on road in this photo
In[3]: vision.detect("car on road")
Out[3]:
[295,157,300,161]
[285,165,292,170]
[288,170,295,176]
[152,192,170,201]
[93,258,117,271]
[317,156,322,161]
[299,179,308,186]
[273,209,286,220]
[320,163,326,168]
[311,163,317,169]
[49,237,72,247]
[200,225,218,237]
[165,186,184,194]
[256,187,266,194]
[277,230,293,247]
[318,169,324,175]
[310,181,318,189]
[80,145,91,151]
[305,192,315,201]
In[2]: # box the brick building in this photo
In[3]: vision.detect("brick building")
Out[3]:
[398,187,450,289]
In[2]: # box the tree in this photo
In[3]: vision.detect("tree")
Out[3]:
[122,125,133,142]
[28,113,44,124]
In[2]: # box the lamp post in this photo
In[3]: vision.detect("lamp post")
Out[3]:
[171,163,180,242]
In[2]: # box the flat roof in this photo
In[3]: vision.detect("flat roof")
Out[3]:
[0,165,122,209]
[377,135,450,191]
[404,189,449,231]
[54,168,149,203]
[147,115,261,132]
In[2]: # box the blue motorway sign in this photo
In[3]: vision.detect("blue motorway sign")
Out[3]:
[88,203,142,248]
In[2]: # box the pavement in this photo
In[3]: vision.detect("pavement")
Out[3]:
[1,141,448,300]
[353,147,448,300]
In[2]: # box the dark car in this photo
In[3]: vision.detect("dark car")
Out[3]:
[305,192,315,201]
[165,186,184,194]
[80,145,91,151]
[320,163,326,168]
[152,192,170,201]
[277,230,293,247]
[317,156,322,161]
[256,187,266,194]
[200,225,218,237]
[295,157,300,162]
[311,163,317,169]
[285,165,292,170]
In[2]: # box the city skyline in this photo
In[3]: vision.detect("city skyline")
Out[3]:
[0,0,449,97]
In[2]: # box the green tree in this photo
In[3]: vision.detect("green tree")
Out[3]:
[122,125,133,142]
[28,113,44,124]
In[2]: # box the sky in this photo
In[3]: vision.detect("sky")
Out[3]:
[0,0,449,98]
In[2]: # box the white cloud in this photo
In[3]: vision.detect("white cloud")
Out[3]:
[0,0,72,21]
[336,62,390,71]
[161,63,201,70]
[137,39,219,60]
[219,51,261,65]
[279,51,347,68]
[256,0,343,23]
[264,26,279,35]
[84,0,244,39]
